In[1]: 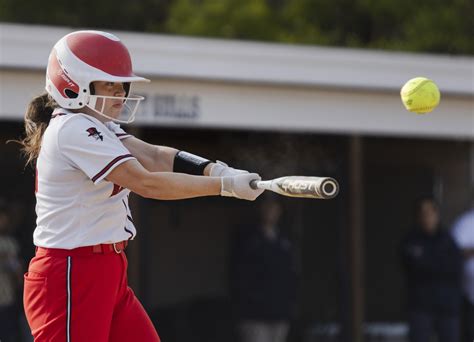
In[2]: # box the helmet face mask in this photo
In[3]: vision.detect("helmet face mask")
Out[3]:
[86,93,144,124]
[45,30,149,123]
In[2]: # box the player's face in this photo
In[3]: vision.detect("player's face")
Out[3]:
[92,81,126,118]
[418,200,439,234]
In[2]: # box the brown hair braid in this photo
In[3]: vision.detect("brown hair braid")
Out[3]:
[14,93,58,166]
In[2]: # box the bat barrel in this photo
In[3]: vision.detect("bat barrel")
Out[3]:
[250,176,339,199]
[320,178,339,199]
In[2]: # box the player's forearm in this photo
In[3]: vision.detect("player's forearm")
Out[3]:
[156,146,216,175]
[107,159,262,201]
[155,146,179,172]
[121,137,178,172]
[126,137,216,175]
[140,172,221,200]
[107,159,219,199]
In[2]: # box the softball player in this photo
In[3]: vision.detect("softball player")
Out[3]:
[20,30,264,341]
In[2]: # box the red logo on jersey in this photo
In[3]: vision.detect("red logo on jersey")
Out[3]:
[111,183,125,197]
[86,127,103,141]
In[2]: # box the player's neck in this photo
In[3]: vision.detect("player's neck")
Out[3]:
[72,107,108,123]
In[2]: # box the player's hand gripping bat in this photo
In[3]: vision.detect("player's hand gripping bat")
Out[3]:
[250,176,339,199]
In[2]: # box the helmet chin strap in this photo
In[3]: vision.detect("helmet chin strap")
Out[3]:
[85,94,144,124]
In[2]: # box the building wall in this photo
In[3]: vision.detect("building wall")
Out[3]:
[1,69,473,139]
[117,128,472,322]
[364,137,471,320]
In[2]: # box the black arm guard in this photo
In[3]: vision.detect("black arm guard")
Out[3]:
[173,151,212,175]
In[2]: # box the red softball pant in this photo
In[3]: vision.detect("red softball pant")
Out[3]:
[23,246,160,342]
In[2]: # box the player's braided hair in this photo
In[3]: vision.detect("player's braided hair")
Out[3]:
[16,93,58,167]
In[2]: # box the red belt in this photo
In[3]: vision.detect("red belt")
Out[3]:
[36,241,128,257]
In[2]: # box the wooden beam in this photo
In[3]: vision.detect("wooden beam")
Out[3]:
[349,135,365,342]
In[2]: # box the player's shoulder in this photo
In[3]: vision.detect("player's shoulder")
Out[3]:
[54,111,104,133]
[56,111,100,128]
[53,111,112,144]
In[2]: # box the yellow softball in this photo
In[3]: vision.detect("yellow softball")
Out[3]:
[400,77,440,114]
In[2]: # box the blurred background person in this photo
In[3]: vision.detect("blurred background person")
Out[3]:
[230,198,297,342]
[0,198,23,342]
[451,193,474,342]
[400,195,463,342]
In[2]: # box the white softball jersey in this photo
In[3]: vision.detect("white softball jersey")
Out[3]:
[34,108,137,249]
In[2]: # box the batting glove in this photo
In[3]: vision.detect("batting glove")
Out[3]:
[221,173,264,201]
[210,160,248,177]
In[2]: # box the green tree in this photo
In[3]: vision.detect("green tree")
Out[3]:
[0,0,472,55]
[0,0,171,32]
[166,0,280,41]
[165,0,473,54]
